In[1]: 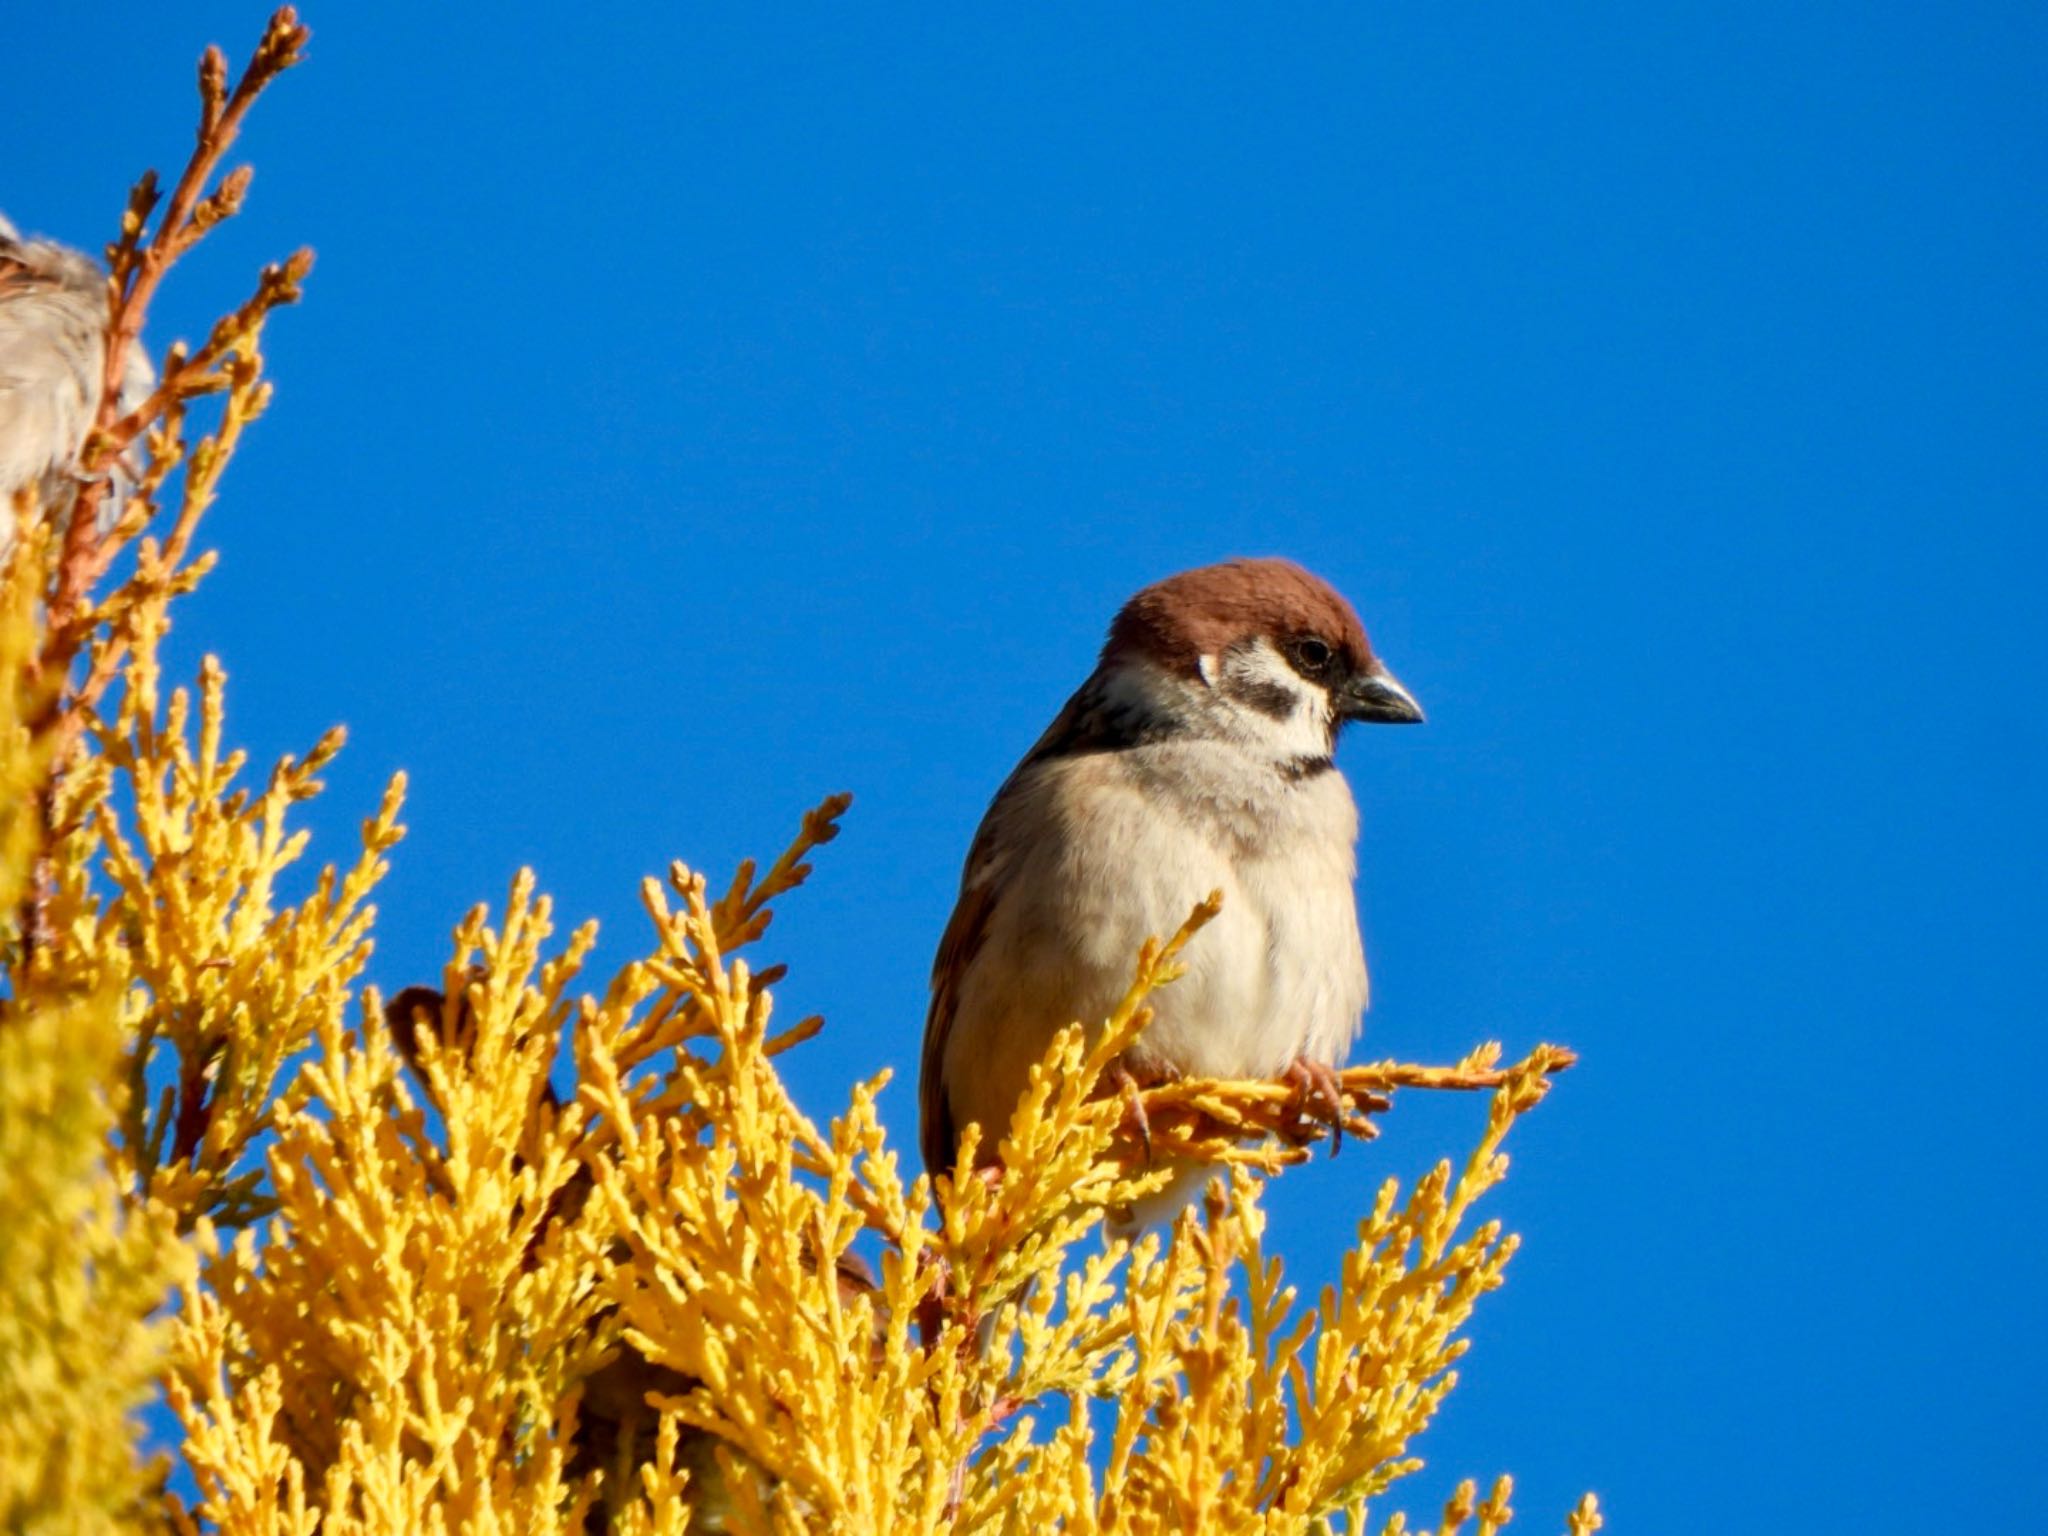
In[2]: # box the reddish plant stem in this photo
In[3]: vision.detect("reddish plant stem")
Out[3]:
[17,9,309,968]
[51,8,308,641]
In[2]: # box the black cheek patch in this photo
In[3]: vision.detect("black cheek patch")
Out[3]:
[1223,673,1298,721]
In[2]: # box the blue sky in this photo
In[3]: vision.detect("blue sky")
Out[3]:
[14,4,2046,1527]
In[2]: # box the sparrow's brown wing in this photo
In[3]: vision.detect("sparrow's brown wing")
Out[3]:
[919,681,1130,1180]
[918,872,996,1179]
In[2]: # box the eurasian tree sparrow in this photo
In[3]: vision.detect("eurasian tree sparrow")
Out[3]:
[0,213,155,548]
[919,558,1422,1202]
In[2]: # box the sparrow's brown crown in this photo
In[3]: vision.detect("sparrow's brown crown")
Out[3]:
[1101,557,1377,680]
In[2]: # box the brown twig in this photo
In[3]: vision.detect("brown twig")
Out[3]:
[17,10,310,966]
[53,7,309,633]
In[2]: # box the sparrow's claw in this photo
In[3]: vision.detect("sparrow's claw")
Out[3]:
[1283,1057,1368,1154]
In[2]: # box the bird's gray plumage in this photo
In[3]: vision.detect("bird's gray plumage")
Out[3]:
[0,213,154,550]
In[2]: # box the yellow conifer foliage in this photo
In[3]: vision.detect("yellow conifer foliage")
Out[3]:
[0,534,191,1535]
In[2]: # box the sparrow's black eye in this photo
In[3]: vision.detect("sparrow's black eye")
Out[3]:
[1289,636,1335,676]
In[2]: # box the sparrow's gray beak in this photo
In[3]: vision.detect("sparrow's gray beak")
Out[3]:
[1339,666,1424,724]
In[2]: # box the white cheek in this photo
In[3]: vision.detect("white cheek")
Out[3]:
[1218,641,1333,757]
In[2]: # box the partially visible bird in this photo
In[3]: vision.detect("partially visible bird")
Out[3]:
[571,1249,881,1533]
[0,213,154,548]
[382,983,884,1532]
[919,558,1423,1217]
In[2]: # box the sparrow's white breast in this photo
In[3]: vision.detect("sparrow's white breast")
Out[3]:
[938,735,1368,1155]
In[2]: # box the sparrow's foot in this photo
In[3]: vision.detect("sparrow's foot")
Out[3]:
[1283,1057,1362,1155]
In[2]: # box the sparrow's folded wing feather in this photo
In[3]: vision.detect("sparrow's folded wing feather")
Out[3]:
[918,872,996,1178]
[919,683,1119,1178]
